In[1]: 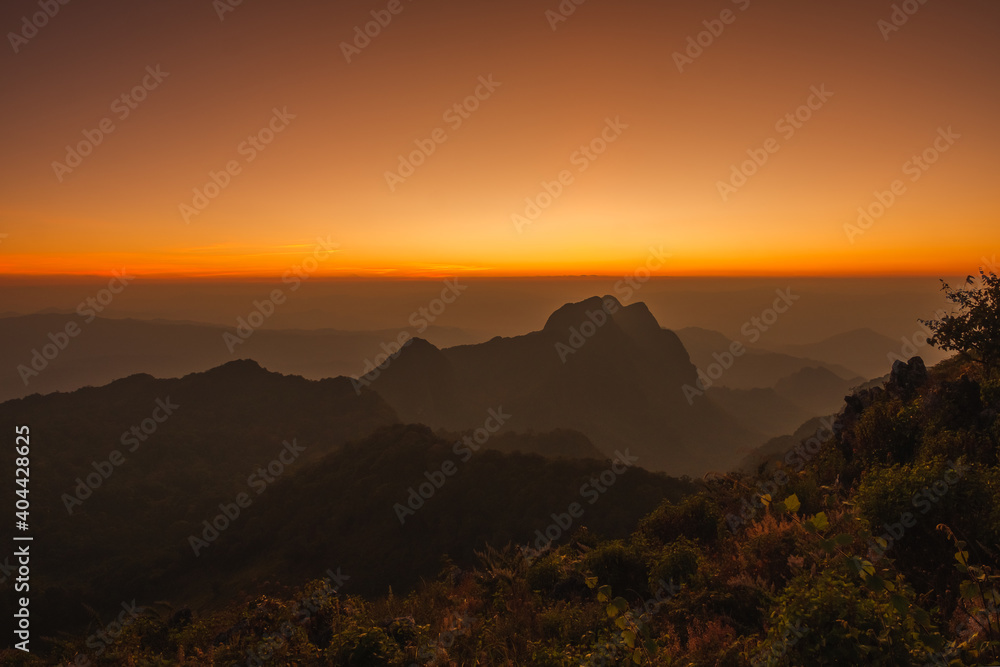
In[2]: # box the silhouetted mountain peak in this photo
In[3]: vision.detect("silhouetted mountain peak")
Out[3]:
[199,358,270,379]
[542,295,623,333]
[401,336,439,354]
[379,337,447,370]
[613,301,662,336]
[370,337,452,384]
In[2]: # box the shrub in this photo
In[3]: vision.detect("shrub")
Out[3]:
[583,540,650,597]
[853,399,920,465]
[637,493,723,545]
[649,537,701,591]
[752,569,942,666]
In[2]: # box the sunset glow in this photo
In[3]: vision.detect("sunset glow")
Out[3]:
[1,0,998,279]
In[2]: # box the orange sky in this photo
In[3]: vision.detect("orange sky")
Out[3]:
[0,0,998,279]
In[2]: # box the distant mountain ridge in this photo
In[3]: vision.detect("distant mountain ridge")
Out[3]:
[764,327,948,380]
[0,313,469,402]
[676,326,860,388]
[368,295,758,476]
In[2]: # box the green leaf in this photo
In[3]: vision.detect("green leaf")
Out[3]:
[834,533,853,546]
[866,575,886,592]
[855,559,876,580]
[890,594,909,615]
[960,580,979,601]
[623,629,636,648]
[585,576,598,589]
[783,494,801,513]
[811,512,830,531]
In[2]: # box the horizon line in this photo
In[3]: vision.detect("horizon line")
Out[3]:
[0,272,979,283]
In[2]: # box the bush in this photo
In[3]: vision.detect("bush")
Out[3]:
[637,493,723,545]
[582,540,649,597]
[649,537,701,591]
[526,554,562,594]
[325,621,403,666]
[853,398,921,465]
[740,518,800,587]
[752,569,942,666]
[854,460,1000,581]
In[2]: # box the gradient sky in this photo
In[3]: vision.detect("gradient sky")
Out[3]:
[0,0,998,278]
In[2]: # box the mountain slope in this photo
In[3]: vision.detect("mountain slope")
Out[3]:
[675,326,859,389]
[0,360,399,635]
[0,314,466,402]
[773,365,865,415]
[765,327,916,380]
[184,423,695,602]
[370,296,759,476]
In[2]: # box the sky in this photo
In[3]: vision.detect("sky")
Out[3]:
[0,0,998,279]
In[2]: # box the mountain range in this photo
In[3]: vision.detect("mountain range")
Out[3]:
[367,296,759,475]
